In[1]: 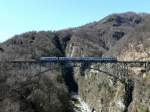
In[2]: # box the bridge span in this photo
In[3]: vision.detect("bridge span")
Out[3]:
[0,57,149,82]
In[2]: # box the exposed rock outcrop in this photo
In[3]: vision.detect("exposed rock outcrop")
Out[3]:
[0,12,150,112]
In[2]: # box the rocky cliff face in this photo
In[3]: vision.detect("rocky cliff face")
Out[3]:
[60,12,150,112]
[0,12,150,112]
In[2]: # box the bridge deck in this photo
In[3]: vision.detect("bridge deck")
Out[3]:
[0,57,149,63]
[0,60,149,64]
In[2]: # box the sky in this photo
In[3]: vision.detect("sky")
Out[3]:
[0,0,150,42]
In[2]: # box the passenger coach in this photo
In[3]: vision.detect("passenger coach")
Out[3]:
[39,57,117,63]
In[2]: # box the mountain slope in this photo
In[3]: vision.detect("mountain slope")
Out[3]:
[0,12,150,112]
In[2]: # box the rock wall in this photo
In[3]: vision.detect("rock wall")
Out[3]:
[0,12,150,112]
[65,38,150,112]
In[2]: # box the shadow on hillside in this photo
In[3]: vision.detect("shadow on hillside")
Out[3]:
[61,63,78,94]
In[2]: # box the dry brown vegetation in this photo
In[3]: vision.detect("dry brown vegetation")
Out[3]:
[0,12,150,112]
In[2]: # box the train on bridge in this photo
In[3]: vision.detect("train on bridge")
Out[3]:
[39,57,117,63]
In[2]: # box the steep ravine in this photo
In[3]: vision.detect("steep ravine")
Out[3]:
[124,80,134,112]
[52,36,89,112]
[52,13,150,112]
[62,40,149,112]
[0,12,150,112]
[73,65,136,112]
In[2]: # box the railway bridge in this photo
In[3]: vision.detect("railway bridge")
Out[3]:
[0,57,150,97]
[0,57,149,82]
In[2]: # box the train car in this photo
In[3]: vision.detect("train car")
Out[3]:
[39,56,117,63]
[101,56,117,63]
[80,56,117,62]
[59,57,81,62]
[40,57,58,62]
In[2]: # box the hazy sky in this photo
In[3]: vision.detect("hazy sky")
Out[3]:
[0,0,150,42]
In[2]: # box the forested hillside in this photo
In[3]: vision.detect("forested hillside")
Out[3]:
[0,12,150,112]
